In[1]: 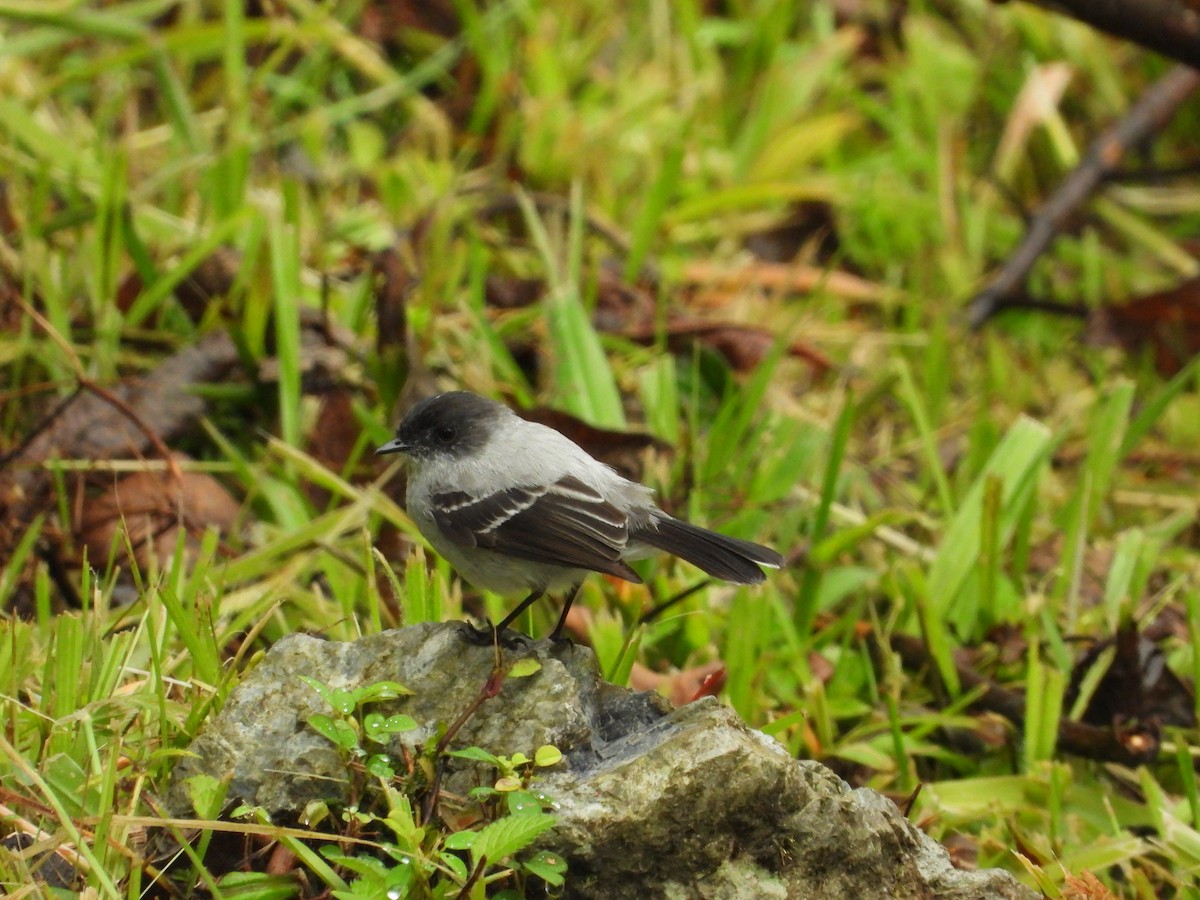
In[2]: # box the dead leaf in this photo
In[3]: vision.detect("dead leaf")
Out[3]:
[373,246,414,350]
[484,275,543,309]
[1,331,241,529]
[940,833,978,871]
[630,661,727,707]
[174,247,241,323]
[1084,276,1200,375]
[306,389,365,509]
[743,200,840,264]
[1061,870,1118,899]
[626,317,834,376]
[1065,622,1195,739]
[593,262,653,325]
[681,259,888,303]
[78,456,240,570]
[357,0,460,46]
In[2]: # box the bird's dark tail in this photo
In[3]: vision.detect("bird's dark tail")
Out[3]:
[637,515,784,584]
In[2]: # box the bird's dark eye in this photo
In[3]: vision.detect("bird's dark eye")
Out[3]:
[436,425,456,443]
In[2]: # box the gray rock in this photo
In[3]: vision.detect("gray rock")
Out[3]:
[168,623,1034,899]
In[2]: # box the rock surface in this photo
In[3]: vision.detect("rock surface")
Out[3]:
[169,623,1035,899]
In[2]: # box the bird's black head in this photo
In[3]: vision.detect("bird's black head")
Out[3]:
[376,391,505,460]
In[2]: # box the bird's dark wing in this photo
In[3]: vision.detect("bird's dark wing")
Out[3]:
[429,476,642,583]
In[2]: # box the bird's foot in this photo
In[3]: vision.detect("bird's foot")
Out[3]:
[459,619,532,649]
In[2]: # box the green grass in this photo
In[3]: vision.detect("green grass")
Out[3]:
[2,0,1200,896]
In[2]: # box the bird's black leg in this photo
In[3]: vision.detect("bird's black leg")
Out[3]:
[460,590,543,646]
[549,584,583,642]
[494,590,544,633]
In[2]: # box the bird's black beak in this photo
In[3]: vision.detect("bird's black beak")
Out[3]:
[375,437,408,456]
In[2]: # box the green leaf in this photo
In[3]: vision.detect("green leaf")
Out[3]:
[439,850,470,881]
[308,714,360,753]
[215,871,302,898]
[357,680,414,702]
[534,745,562,767]
[365,754,396,779]
[521,850,568,886]
[447,747,502,766]
[185,773,228,819]
[443,830,479,850]
[470,812,557,865]
[380,789,422,840]
[927,415,1053,637]
[301,677,359,715]
[364,712,419,742]
[506,790,544,816]
[508,657,542,678]
[322,848,389,877]
[301,800,331,830]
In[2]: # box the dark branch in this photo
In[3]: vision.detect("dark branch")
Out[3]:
[967,64,1200,328]
[1011,0,1200,67]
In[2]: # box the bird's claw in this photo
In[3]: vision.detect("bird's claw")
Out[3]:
[459,619,532,649]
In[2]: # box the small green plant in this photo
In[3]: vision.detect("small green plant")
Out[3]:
[301,676,419,783]
[298,677,566,898]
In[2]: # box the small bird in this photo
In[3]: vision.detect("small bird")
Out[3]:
[376,391,783,639]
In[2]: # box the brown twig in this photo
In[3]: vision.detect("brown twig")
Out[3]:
[77,380,183,483]
[422,640,510,823]
[455,854,489,899]
[888,633,1160,766]
[1004,0,1200,68]
[0,385,84,473]
[7,295,182,482]
[966,64,1200,328]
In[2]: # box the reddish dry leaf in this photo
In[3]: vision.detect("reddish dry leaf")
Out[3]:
[630,661,728,707]
[593,265,657,333]
[116,272,144,314]
[681,259,887,303]
[1061,871,1118,900]
[305,389,365,509]
[1084,276,1200,375]
[78,456,240,570]
[1,331,241,523]
[373,246,413,350]
[358,0,459,44]
[627,317,835,376]
[983,623,1028,667]
[265,843,298,876]
[480,263,834,376]
[117,247,240,324]
[940,833,979,871]
[484,275,543,309]
[690,667,728,701]
[0,272,22,334]
[0,180,17,239]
